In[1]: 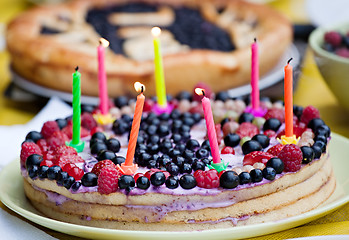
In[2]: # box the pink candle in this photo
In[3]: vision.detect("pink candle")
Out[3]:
[195,88,221,164]
[251,38,259,110]
[97,38,109,115]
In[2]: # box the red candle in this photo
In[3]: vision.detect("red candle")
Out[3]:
[195,88,221,164]
[284,58,293,137]
[251,38,259,110]
[125,82,145,166]
[97,38,109,115]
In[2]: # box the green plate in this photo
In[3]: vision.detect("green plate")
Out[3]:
[1,133,349,240]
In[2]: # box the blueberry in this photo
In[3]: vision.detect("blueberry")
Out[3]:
[170,109,181,119]
[307,118,325,132]
[121,114,132,124]
[192,113,202,123]
[224,133,240,148]
[159,113,170,121]
[192,160,206,171]
[165,176,179,189]
[147,143,160,155]
[118,175,135,189]
[179,174,197,189]
[293,105,303,120]
[173,156,185,167]
[25,154,43,170]
[90,138,104,148]
[136,176,150,189]
[137,152,152,167]
[315,125,331,138]
[176,91,192,101]
[57,171,69,186]
[182,117,195,127]
[219,171,239,189]
[238,112,254,124]
[166,163,180,176]
[147,159,158,169]
[150,171,166,186]
[314,141,326,153]
[186,139,201,151]
[220,118,230,127]
[63,176,75,189]
[146,125,158,136]
[201,158,212,166]
[196,148,210,159]
[201,140,211,150]
[171,119,183,133]
[81,172,98,187]
[112,119,129,135]
[239,172,251,185]
[266,157,284,174]
[106,138,121,152]
[242,140,262,155]
[174,143,186,154]
[71,181,82,192]
[148,117,160,126]
[171,133,182,144]
[180,163,192,174]
[91,132,107,142]
[55,118,68,129]
[215,91,230,101]
[28,165,39,179]
[181,131,191,142]
[263,118,281,132]
[169,149,182,158]
[252,134,270,148]
[250,169,263,182]
[97,150,116,161]
[157,124,170,137]
[182,149,194,162]
[314,135,327,145]
[25,131,43,143]
[114,96,129,108]
[262,167,276,180]
[301,146,315,164]
[158,156,171,168]
[180,124,191,133]
[47,166,62,180]
[81,104,94,113]
[312,145,322,159]
[91,142,108,155]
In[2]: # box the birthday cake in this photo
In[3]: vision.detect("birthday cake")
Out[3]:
[20,88,335,231]
[6,0,292,97]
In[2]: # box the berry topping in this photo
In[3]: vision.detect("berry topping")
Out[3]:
[38,165,49,179]
[165,176,179,189]
[25,131,43,143]
[98,166,122,194]
[224,133,240,148]
[150,171,166,186]
[243,151,274,166]
[264,108,285,122]
[55,154,84,169]
[250,169,263,182]
[136,176,151,190]
[238,172,252,185]
[301,146,315,164]
[91,160,116,176]
[262,167,276,180]
[194,169,219,189]
[118,175,136,190]
[324,31,342,47]
[241,140,262,155]
[266,157,284,174]
[267,144,284,156]
[263,118,281,132]
[179,174,197,189]
[251,134,270,148]
[221,146,235,154]
[21,142,42,166]
[277,144,303,172]
[41,121,60,139]
[300,106,320,125]
[236,122,259,138]
[238,112,254,124]
[81,112,97,130]
[47,165,62,180]
[46,131,69,149]
[67,166,84,180]
[219,171,239,189]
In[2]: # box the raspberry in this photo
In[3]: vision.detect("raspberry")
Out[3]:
[41,121,60,139]
[54,145,77,157]
[193,169,219,189]
[267,144,284,156]
[236,122,259,138]
[37,139,49,153]
[192,82,213,101]
[300,106,320,125]
[91,160,116,176]
[324,31,342,47]
[62,162,77,172]
[47,131,69,149]
[40,159,54,167]
[81,112,97,130]
[55,154,84,168]
[160,170,170,179]
[215,123,223,145]
[264,108,285,123]
[134,173,144,182]
[98,166,122,194]
[335,47,349,58]
[20,142,42,166]
[90,126,104,136]
[144,169,160,180]
[263,129,276,138]
[277,144,303,172]
[143,99,154,112]
[61,125,89,139]
[243,151,274,166]
[221,146,235,154]
[67,166,84,180]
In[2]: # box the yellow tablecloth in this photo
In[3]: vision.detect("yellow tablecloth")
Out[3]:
[0,0,348,239]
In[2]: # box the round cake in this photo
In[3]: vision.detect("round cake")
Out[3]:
[6,0,292,97]
[20,90,335,231]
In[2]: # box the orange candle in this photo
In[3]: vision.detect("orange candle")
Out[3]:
[284,58,293,137]
[125,82,145,166]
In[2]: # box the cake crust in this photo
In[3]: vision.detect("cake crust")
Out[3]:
[6,0,292,97]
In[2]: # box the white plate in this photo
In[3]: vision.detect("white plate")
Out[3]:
[11,44,300,105]
[0,133,348,240]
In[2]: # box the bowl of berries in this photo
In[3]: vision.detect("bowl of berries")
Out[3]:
[309,22,349,110]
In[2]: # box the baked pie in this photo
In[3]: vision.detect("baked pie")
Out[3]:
[6,0,292,97]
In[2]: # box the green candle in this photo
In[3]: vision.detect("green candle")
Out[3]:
[151,27,167,107]
[68,66,85,152]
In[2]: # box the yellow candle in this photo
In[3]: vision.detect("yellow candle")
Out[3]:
[151,27,167,107]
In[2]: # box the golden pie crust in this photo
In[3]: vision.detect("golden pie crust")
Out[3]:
[6,0,292,98]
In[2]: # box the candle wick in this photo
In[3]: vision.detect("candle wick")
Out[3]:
[141,85,144,93]
[287,58,293,64]
[99,39,102,45]
[201,89,205,96]
[75,66,79,71]
[254,37,257,43]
